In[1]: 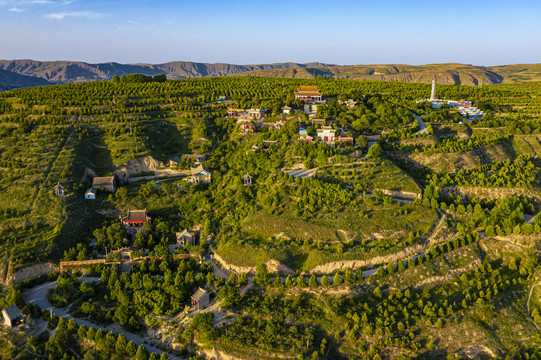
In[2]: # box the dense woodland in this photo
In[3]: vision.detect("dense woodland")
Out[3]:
[0,76,540,359]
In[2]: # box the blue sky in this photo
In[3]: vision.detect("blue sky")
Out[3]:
[1,0,540,65]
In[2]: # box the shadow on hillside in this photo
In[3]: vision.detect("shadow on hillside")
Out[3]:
[472,137,517,166]
[72,127,115,181]
[50,127,115,260]
[141,116,191,163]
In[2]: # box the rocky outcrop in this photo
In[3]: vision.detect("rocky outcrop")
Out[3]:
[377,188,421,200]
[6,263,56,285]
[438,186,541,203]
[309,243,427,274]
[212,253,255,275]
[114,156,164,183]
[211,254,294,275]
[456,345,497,360]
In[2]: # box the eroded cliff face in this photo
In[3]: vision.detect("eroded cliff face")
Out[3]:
[114,156,164,183]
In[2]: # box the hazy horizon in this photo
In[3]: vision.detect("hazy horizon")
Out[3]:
[1,0,540,66]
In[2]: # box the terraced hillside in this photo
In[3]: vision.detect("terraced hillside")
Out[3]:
[0,77,540,360]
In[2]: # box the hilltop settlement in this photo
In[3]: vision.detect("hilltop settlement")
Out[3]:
[0,75,540,360]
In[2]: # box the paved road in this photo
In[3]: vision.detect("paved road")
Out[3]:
[413,114,428,134]
[22,277,180,359]
[127,171,188,183]
[285,169,317,179]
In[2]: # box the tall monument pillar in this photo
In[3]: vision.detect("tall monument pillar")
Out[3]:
[430,80,436,101]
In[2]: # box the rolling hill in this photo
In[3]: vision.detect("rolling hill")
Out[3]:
[2,59,541,90]
[233,63,511,85]
[0,68,51,91]
[0,59,332,84]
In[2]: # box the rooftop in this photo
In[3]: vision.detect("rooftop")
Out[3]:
[177,229,193,238]
[93,176,115,187]
[124,209,148,222]
[3,305,22,321]
[295,86,322,95]
[191,164,211,176]
[191,287,207,301]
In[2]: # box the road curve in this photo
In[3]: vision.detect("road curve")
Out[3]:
[22,277,180,359]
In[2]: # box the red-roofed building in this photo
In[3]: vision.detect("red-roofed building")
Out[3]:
[294,86,322,102]
[120,209,150,235]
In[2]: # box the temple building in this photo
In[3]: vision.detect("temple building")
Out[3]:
[294,86,322,102]
[120,209,150,236]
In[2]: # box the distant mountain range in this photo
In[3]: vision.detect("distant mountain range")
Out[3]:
[1,59,541,90]
[0,68,52,90]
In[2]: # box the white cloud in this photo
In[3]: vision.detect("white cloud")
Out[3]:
[9,6,23,11]
[44,10,107,20]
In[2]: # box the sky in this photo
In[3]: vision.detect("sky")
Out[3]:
[1,0,540,66]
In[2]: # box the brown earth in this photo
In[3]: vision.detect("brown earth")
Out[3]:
[114,156,164,183]
[3,60,541,86]
[6,262,56,285]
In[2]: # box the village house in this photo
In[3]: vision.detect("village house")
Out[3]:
[261,119,285,131]
[295,86,322,102]
[177,229,196,247]
[181,154,207,164]
[240,121,254,134]
[2,305,23,328]
[282,105,291,114]
[191,288,210,310]
[317,126,337,143]
[243,174,253,186]
[246,108,265,120]
[338,99,357,108]
[54,183,65,196]
[250,144,260,152]
[299,128,314,143]
[338,136,354,143]
[92,176,117,192]
[85,187,97,200]
[191,165,212,184]
[345,99,357,108]
[262,140,277,151]
[217,95,226,101]
[311,118,327,126]
[227,106,239,117]
[273,119,285,131]
[120,209,150,236]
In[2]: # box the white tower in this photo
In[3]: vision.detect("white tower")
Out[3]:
[430,80,436,101]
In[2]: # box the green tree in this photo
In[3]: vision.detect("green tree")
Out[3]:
[227,273,237,287]
[238,272,248,287]
[253,264,271,286]
[366,142,382,159]
[77,324,87,339]
[333,272,343,286]
[376,266,386,278]
[126,341,138,356]
[67,318,78,333]
[308,274,318,287]
[136,344,150,360]
[285,274,295,288]
[321,275,331,287]
[115,334,128,355]
[387,261,395,275]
